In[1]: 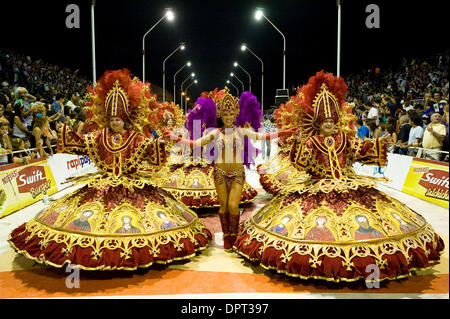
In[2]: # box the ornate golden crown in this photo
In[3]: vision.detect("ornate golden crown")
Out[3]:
[105,80,130,119]
[312,83,340,126]
[213,87,240,118]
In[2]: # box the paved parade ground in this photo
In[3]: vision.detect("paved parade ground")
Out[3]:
[0,154,448,299]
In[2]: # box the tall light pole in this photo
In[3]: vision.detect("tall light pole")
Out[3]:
[234,62,251,92]
[255,8,286,89]
[241,44,264,113]
[230,72,244,92]
[91,0,96,85]
[337,0,342,77]
[173,61,191,104]
[185,79,197,112]
[163,42,185,102]
[181,72,195,112]
[226,80,239,96]
[142,8,174,83]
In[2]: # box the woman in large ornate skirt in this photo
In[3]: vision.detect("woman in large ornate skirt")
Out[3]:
[8,69,212,271]
[234,71,444,282]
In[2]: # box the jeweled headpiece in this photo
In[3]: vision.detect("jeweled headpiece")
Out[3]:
[294,70,356,139]
[312,83,340,126]
[105,80,130,121]
[213,87,240,118]
[83,68,156,133]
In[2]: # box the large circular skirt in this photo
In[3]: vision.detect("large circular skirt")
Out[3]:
[257,151,307,196]
[157,162,258,208]
[9,183,212,271]
[233,186,445,282]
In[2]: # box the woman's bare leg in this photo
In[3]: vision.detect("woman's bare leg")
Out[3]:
[228,180,244,247]
[214,174,231,250]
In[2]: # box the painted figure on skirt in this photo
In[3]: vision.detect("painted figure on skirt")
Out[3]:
[8,69,211,271]
[164,88,298,251]
[233,70,444,282]
[304,216,336,242]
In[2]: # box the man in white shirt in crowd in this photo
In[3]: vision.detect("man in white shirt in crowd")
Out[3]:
[261,115,277,160]
[65,93,78,112]
[367,101,379,124]
[402,99,414,112]
[421,112,446,161]
[404,115,423,157]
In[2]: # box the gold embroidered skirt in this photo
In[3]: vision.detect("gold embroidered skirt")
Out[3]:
[151,159,258,208]
[8,175,212,271]
[233,180,444,282]
[257,151,310,195]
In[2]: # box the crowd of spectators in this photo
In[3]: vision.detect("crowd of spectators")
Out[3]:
[0,49,87,166]
[347,51,449,162]
[1,48,449,166]
[291,51,449,162]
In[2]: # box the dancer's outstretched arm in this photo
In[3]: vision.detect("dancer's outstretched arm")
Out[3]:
[163,127,218,148]
[237,127,298,141]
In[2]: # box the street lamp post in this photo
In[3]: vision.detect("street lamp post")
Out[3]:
[142,8,174,83]
[173,61,191,104]
[163,42,185,102]
[337,0,342,77]
[185,79,197,112]
[241,44,264,113]
[230,72,245,92]
[255,8,286,89]
[91,0,96,85]
[234,62,251,92]
[226,80,239,96]
[181,72,195,112]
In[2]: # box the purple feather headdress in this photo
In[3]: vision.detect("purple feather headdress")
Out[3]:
[186,97,217,137]
[184,91,262,168]
[235,91,262,168]
[186,96,217,161]
[235,91,262,130]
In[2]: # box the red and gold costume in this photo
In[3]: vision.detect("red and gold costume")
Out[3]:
[234,71,444,282]
[8,69,211,271]
[257,91,309,195]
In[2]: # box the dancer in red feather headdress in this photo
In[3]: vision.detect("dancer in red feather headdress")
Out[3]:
[234,71,444,283]
[8,69,211,271]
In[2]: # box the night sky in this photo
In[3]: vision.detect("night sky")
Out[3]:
[1,0,448,107]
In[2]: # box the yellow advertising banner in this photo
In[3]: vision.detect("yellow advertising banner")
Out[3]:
[402,158,449,208]
[0,159,58,218]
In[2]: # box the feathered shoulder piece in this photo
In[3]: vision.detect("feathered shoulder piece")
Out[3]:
[83,68,156,134]
[274,89,304,130]
[159,101,184,128]
[186,96,217,138]
[274,89,304,145]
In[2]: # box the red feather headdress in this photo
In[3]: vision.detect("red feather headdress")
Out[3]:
[83,69,156,133]
[296,70,356,139]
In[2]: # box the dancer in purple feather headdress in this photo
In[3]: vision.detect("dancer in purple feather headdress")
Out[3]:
[158,95,259,208]
[164,87,298,251]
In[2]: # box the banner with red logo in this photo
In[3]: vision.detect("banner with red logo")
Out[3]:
[402,158,449,208]
[0,159,58,218]
[47,153,97,190]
